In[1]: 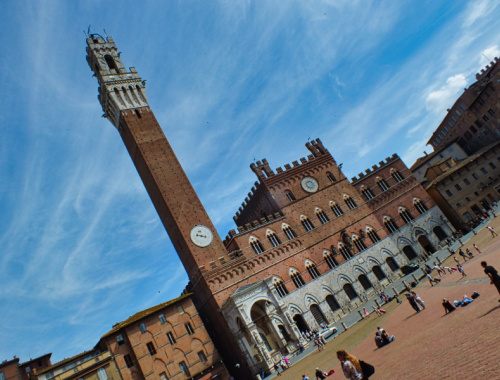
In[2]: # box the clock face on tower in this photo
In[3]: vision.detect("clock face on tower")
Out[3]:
[301,176,319,193]
[190,225,214,247]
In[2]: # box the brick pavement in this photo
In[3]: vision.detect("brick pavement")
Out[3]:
[276,216,500,380]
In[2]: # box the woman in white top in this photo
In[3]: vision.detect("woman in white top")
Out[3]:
[337,349,363,380]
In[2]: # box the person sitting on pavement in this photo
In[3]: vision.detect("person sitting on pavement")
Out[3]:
[442,298,456,314]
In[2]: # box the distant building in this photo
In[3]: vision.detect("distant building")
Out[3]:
[427,57,500,154]
[424,141,500,230]
[35,350,119,380]
[0,354,52,380]
[98,294,229,380]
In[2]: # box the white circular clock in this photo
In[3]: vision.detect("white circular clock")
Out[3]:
[190,225,214,247]
[301,176,319,193]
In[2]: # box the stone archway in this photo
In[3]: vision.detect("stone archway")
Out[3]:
[326,295,341,312]
[358,274,373,290]
[293,314,309,333]
[418,235,435,254]
[343,283,358,300]
[372,265,386,280]
[402,245,418,260]
[386,256,399,271]
[433,226,447,241]
[310,304,328,326]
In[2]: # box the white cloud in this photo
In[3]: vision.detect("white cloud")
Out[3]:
[425,74,467,114]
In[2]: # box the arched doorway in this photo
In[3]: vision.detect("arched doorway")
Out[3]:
[250,301,280,354]
[433,226,447,241]
[293,314,309,333]
[386,257,399,271]
[418,235,435,254]
[343,283,358,300]
[372,265,386,280]
[277,325,291,342]
[310,304,328,326]
[402,245,418,260]
[326,295,341,312]
[358,274,372,290]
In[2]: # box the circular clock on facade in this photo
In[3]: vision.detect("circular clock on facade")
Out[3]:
[190,225,214,247]
[301,176,319,193]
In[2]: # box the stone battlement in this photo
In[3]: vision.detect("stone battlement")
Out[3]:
[475,57,499,81]
[224,211,285,244]
[351,153,399,182]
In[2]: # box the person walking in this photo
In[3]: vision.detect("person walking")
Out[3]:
[406,292,421,312]
[487,226,498,237]
[481,261,500,302]
[473,243,481,254]
[457,263,467,277]
[426,273,441,286]
[336,349,363,380]
[411,291,425,310]
[458,249,468,262]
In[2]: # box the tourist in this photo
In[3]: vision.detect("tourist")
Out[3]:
[442,298,456,314]
[363,307,370,317]
[336,349,363,380]
[457,264,467,277]
[302,375,310,380]
[372,306,381,316]
[487,226,498,237]
[458,249,468,261]
[473,243,481,254]
[315,367,327,380]
[454,256,460,265]
[426,273,441,286]
[406,292,421,312]
[433,262,445,276]
[466,248,474,258]
[411,291,425,309]
[481,261,500,301]
[377,326,395,345]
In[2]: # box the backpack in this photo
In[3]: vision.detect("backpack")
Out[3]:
[360,360,375,378]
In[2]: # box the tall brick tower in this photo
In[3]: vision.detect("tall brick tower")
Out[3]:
[86,34,247,376]
[85,35,230,282]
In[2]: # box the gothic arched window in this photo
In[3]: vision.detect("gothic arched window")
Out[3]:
[306,261,321,279]
[399,207,413,224]
[290,269,306,289]
[282,223,296,240]
[391,168,404,183]
[249,236,264,255]
[330,201,344,217]
[326,172,336,183]
[285,190,296,201]
[316,208,330,224]
[267,230,281,247]
[414,198,428,214]
[301,215,315,232]
[377,176,389,191]
[366,226,380,243]
[361,185,375,200]
[339,243,352,260]
[384,216,398,233]
[324,250,338,269]
[273,278,289,298]
[344,194,357,209]
[352,235,366,252]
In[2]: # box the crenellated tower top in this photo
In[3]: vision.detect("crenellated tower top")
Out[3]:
[86,34,149,128]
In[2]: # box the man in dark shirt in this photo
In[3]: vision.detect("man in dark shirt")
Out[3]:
[481,261,500,302]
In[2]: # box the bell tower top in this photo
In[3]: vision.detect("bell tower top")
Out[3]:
[86,34,149,128]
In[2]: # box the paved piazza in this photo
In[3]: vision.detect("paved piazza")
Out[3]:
[274,217,500,379]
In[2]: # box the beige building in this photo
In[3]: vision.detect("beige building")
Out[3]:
[35,350,119,380]
[423,141,500,230]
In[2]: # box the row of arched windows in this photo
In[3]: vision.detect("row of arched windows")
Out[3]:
[247,199,428,255]
[273,258,400,298]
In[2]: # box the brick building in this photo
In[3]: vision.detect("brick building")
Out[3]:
[0,354,52,380]
[85,35,453,377]
[98,294,229,380]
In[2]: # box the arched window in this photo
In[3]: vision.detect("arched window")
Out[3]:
[433,226,448,241]
[285,190,296,201]
[402,245,418,260]
[344,194,357,209]
[366,227,380,243]
[372,265,386,280]
[306,261,321,279]
[249,236,264,254]
[310,304,328,326]
[391,168,404,183]
[273,278,289,298]
[316,208,330,224]
[282,223,296,240]
[267,230,281,247]
[343,283,358,300]
[326,295,341,312]
[386,256,399,271]
[290,269,306,289]
[399,207,413,224]
[330,201,344,217]
[383,216,398,233]
[338,243,352,260]
[326,172,336,183]
[377,177,390,191]
[301,215,315,232]
[414,198,428,214]
[352,235,366,252]
[324,250,338,269]
[104,54,119,73]
[358,274,372,290]
[361,185,375,200]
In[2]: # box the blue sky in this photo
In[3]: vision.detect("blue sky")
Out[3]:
[1,0,500,364]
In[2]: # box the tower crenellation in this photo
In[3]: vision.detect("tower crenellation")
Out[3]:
[350,154,399,182]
